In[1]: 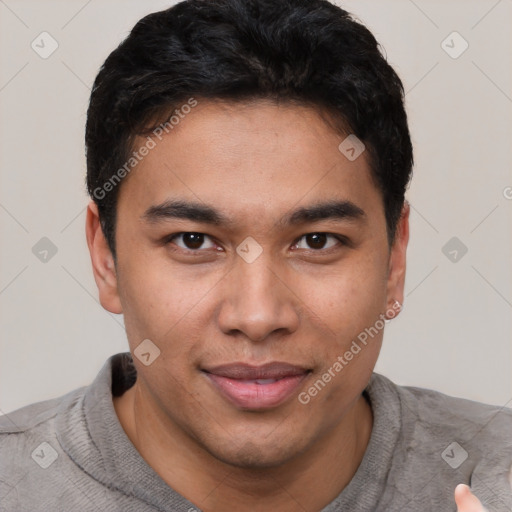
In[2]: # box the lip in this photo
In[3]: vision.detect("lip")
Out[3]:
[202,362,311,410]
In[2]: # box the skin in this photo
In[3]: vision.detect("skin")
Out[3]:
[455,485,487,512]
[86,100,483,511]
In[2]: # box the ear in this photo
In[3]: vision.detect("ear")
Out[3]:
[85,200,123,314]
[385,202,410,317]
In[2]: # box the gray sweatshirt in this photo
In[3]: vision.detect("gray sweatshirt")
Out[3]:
[1,352,511,512]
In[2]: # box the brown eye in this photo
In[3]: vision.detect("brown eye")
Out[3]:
[306,233,327,249]
[167,232,216,251]
[181,233,204,249]
[293,233,341,251]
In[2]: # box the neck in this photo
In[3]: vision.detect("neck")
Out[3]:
[113,382,373,512]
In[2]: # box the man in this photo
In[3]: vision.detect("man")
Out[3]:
[1,0,510,510]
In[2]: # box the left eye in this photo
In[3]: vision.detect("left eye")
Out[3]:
[292,233,342,251]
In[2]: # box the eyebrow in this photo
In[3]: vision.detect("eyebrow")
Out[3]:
[141,198,365,228]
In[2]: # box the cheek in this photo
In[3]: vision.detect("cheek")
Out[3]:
[116,251,222,362]
[302,251,388,336]
[298,265,386,413]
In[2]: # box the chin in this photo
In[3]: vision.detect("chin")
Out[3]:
[200,431,308,470]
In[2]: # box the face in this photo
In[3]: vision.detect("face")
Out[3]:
[87,99,408,469]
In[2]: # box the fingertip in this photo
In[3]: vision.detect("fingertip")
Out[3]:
[455,483,469,495]
[454,483,470,507]
[454,483,487,512]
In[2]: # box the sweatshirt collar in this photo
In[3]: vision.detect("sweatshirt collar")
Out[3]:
[56,352,197,511]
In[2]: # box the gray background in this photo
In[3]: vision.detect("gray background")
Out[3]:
[1,0,511,415]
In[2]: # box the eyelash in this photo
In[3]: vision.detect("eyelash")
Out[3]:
[163,232,348,255]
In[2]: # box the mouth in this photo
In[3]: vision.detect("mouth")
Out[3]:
[201,362,312,410]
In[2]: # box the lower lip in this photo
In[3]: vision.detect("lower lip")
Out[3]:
[203,372,309,410]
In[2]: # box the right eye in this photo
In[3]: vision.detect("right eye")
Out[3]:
[164,232,218,253]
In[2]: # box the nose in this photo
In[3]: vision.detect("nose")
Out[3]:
[217,250,300,343]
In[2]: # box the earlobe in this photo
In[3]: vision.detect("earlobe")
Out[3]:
[85,201,123,314]
[385,202,410,316]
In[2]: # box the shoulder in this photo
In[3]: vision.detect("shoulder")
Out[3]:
[0,386,85,434]
[370,373,512,510]
[371,372,512,438]
[397,376,511,440]
[0,387,85,473]
[0,387,88,508]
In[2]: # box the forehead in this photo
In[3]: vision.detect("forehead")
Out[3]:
[117,100,383,230]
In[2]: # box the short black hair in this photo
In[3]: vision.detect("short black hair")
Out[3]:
[85,0,413,261]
